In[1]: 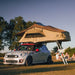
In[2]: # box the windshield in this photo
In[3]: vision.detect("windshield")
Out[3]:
[16,45,34,51]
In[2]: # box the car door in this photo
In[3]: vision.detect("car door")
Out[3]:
[39,45,49,62]
[32,51,42,63]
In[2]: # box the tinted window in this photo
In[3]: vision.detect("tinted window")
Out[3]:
[16,45,34,51]
[25,33,45,38]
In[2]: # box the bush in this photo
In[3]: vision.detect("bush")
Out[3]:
[0,53,5,57]
[51,50,56,56]
[64,47,75,57]
[51,52,56,56]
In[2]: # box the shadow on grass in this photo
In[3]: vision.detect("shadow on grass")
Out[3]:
[0,59,3,65]
[0,58,75,75]
[0,64,74,75]
[53,60,75,64]
[0,59,3,63]
[0,63,75,75]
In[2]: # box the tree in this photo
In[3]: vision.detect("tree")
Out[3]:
[26,21,36,28]
[0,16,36,50]
[0,16,7,50]
[64,47,75,57]
[53,46,58,53]
[9,16,26,49]
[6,19,16,46]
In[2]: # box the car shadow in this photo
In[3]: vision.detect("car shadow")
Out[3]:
[0,59,75,75]
[0,59,3,65]
[0,64,75,75]
[53,60,75,64]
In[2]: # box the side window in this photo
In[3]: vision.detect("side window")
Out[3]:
[30,45,34,51]
[39,45,48,52]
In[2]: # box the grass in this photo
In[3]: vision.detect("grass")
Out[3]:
[0,56,75,75]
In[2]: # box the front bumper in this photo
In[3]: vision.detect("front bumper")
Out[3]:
[4,57,25,65]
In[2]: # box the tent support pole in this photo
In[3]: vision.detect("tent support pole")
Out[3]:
[56,40,63,49]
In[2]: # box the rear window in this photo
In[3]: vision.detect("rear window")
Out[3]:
[16,45,35,51]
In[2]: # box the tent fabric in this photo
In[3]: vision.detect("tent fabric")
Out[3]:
[16,24,65,36]
[17,24,71,43]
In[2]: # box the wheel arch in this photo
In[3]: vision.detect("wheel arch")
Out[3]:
[24,55,33,66]
[47,55,53,64]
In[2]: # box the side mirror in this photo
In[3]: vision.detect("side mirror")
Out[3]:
[36,49,39,52]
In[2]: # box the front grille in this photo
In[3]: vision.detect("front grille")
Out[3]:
[7,55,18,58]
[8,55,15,58]
[6,60,18,63]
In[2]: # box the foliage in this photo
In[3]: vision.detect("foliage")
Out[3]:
[53,46,58,53]
[0,16,8,49]
[64,47,75,57]
[51,46,58,56]
[51,52,56,56]
[0,16,36,50]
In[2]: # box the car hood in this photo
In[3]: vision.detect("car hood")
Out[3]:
[5,51,32,56]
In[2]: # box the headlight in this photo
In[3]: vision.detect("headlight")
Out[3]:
[5,55,8,58]
[15,55,18,58]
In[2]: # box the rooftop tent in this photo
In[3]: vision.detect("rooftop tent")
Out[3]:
[17,24,71,44]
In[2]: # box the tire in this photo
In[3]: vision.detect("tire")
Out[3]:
[25,56,32,66]
[47,55,53,64]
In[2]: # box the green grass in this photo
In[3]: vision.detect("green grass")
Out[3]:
[0,57,75,75]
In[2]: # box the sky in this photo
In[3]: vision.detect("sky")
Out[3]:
[0,0,75,50]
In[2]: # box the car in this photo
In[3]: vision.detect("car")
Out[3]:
[4,43,53,66]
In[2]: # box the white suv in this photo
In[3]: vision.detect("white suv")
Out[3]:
[4,43,53,66]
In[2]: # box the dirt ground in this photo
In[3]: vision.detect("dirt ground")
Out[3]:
[0,56,75,75]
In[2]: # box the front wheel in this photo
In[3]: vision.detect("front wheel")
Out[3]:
[47,55,53,64]
[25,56,32,66]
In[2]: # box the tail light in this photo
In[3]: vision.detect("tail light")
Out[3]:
[36,49,39,52]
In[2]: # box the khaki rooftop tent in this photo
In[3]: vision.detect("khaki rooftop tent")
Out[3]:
[17,24,71,49]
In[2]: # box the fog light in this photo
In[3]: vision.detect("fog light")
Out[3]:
[19,59,23,63]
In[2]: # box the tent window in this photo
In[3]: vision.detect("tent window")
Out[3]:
[25,33,45,38]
